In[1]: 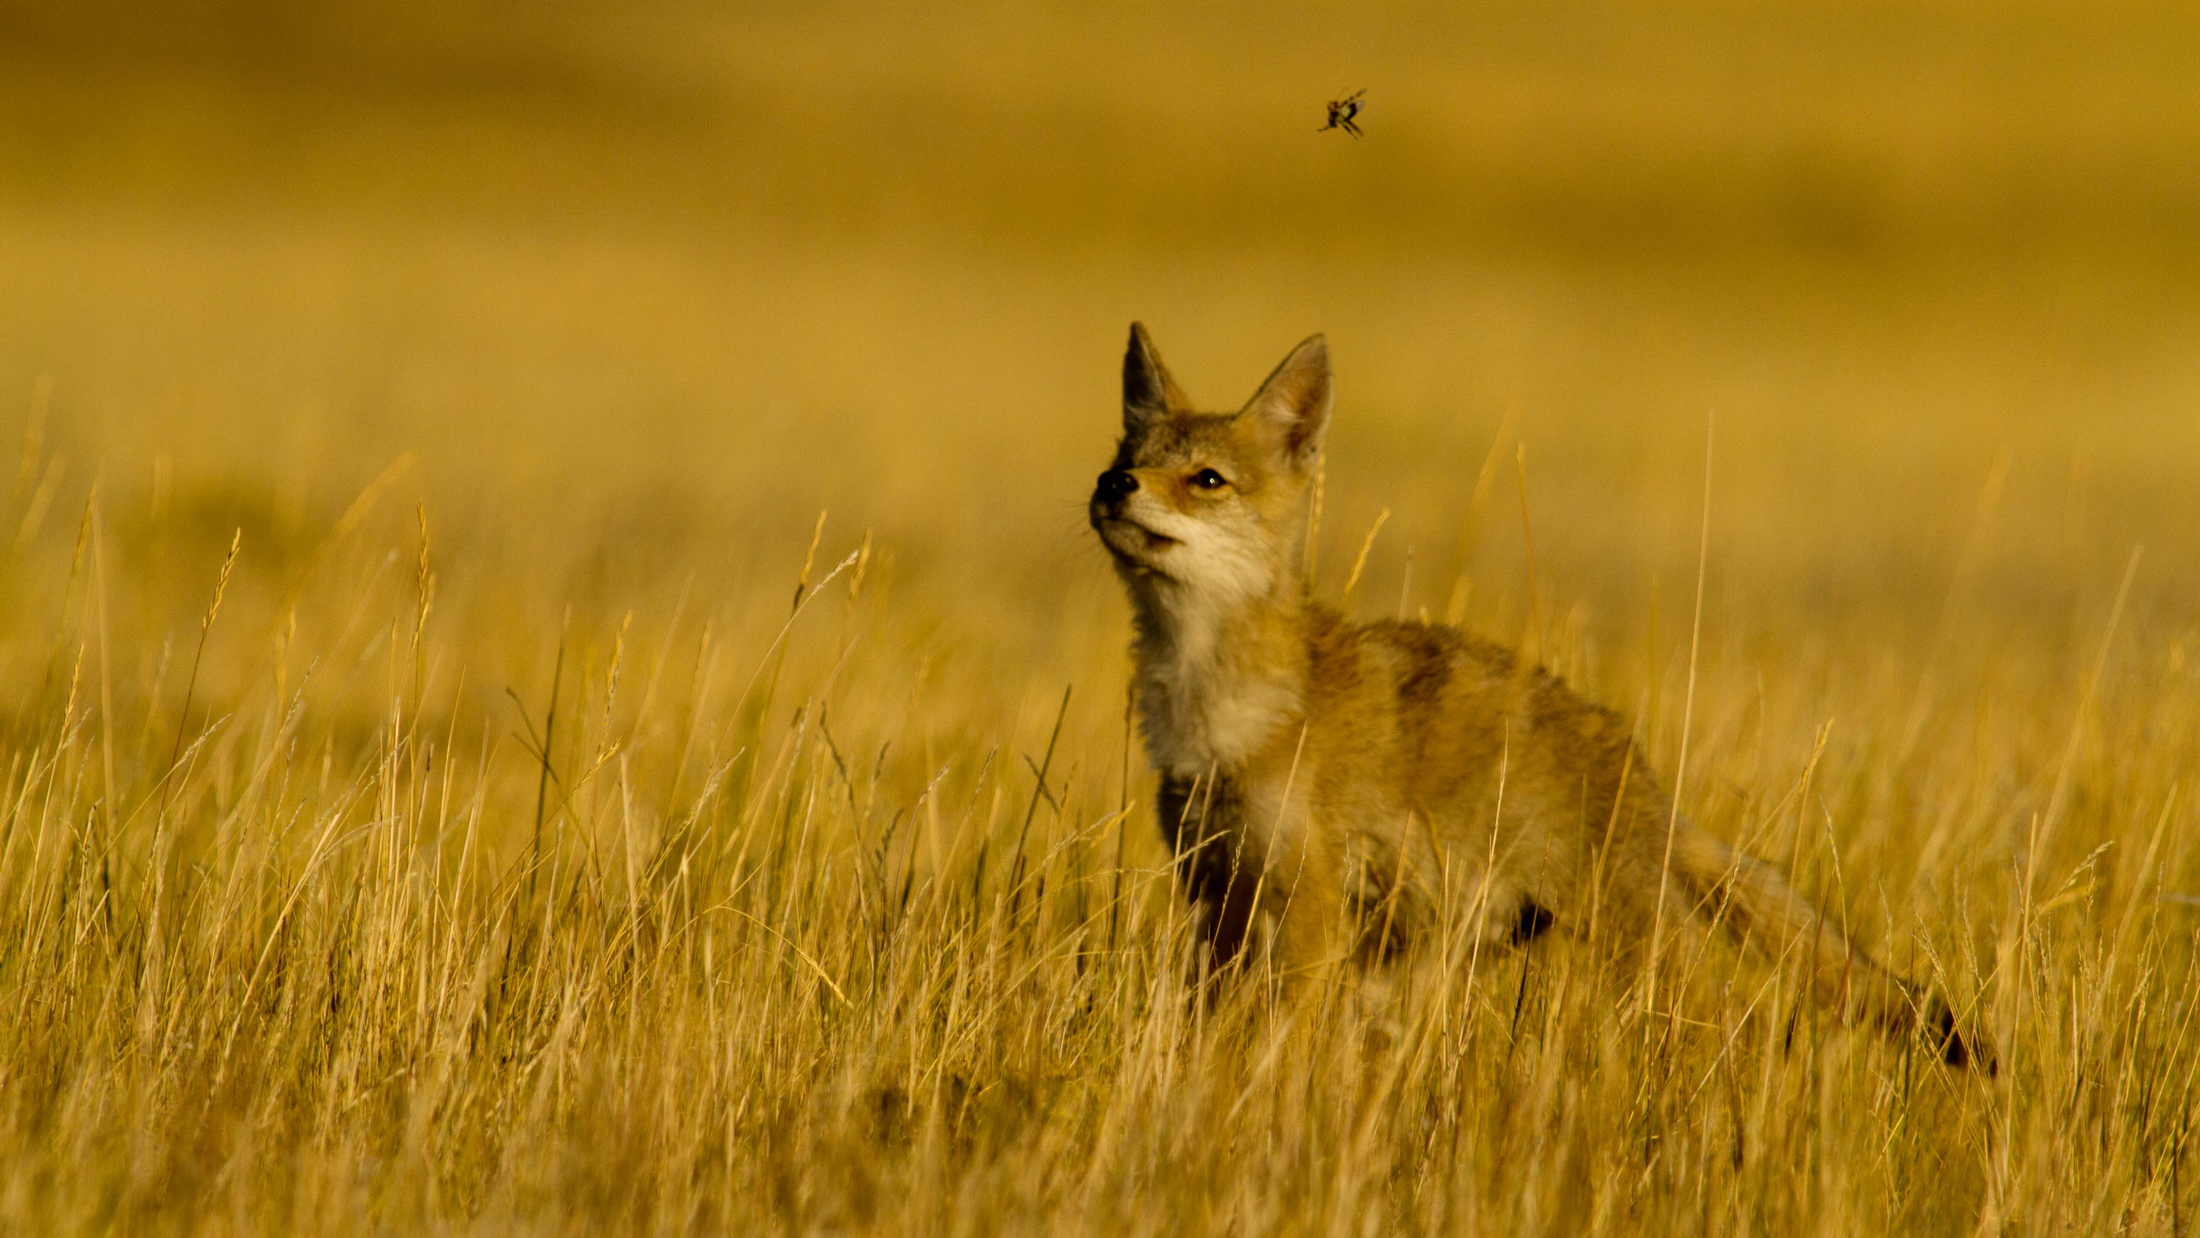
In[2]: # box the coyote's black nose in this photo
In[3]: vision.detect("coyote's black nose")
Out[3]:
[1096,470,1138,502]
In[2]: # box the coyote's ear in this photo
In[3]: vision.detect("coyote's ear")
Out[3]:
[1242,333,1331,470]
[1122,322,1188,430]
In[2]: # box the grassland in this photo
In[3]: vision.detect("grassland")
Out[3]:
[1,2,2198,1233]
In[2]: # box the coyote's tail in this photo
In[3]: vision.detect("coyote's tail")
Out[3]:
[1668,826,1992,1072]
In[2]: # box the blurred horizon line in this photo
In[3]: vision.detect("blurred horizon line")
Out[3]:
[6,1,2200,268]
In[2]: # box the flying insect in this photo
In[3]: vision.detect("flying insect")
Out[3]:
[1320,89,1366,137]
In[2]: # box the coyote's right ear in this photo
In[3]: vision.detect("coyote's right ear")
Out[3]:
[1242,333,1330,472]
[1122,322,1188,430]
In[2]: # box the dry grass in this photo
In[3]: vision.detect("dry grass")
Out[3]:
[1,2,2198,1233]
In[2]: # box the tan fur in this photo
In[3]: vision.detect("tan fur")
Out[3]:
[1090,323,1987,1069]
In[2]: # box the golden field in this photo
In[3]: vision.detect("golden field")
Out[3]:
[1,2,2198,1232]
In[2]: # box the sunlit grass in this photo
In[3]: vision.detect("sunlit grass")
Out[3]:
[0,422,2192,1233]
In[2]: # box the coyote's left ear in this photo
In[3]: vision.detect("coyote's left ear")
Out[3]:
[1242,333,1331,470]
[1123,322,1190,430]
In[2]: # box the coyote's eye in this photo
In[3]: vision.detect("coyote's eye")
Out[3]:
[1191,468,1229,490]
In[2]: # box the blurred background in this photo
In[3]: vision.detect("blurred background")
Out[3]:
[2,0,2198,748]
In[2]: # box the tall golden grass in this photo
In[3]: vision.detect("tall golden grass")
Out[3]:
[1,1,2197,1232]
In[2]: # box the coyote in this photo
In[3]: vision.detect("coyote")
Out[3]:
[1089,323,1984,1068]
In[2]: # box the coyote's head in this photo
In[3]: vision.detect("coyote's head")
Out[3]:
[1090,324,1332,604]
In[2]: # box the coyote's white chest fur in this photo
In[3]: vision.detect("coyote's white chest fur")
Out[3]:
[1130,591,1300,777]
